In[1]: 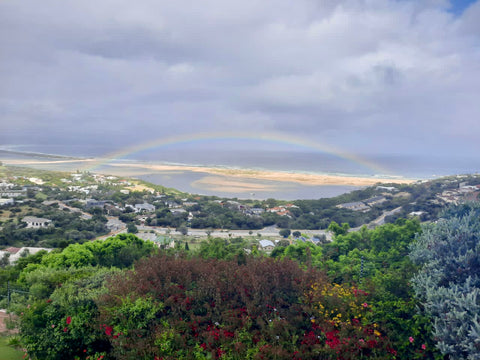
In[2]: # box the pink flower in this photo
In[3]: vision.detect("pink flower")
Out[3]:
[51,324,55,328]
[362,302,368,308]
[409,336,414,343]
[66,316,72,325]
[421,344,426,350]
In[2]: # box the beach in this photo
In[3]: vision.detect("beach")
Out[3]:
[104,162,415,187]
[1,156,416,199]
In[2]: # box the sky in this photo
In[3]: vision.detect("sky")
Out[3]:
[1,0,480,162]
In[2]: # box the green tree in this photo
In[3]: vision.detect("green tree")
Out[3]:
[127,223,138,234]
[279,229,291,238]
[327,221,350,237]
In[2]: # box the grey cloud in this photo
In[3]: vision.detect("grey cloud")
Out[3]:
[1,0,480,158]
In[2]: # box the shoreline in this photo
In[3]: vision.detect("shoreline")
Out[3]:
[1,157,417,187]
[104,162,416,187]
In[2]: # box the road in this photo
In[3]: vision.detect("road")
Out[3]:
[135,224,331,240]
[97,208,405,242]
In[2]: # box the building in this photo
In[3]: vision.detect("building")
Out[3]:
[336,201,370,212]
[106,218,126,231]
[0,189,27,198]
[0,198,14,206]
[85,199,107,209]
[0,247,52,264]
[22,216,53,228]
[259,239,275,251]
[364,196,387,206]
[250,208,265,215]
[134,203,156,213]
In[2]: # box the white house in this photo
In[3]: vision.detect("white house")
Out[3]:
[0,247,52,264]
[134,203,156,213]
[22,216,52,228]
[259,239,275,251]
[0,198,14,206]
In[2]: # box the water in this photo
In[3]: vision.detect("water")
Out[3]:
[136,171,358,200]
[4,144,479,179]
[2,144,480,199]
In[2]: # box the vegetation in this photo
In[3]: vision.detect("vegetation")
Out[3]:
[410,203,480,359]
[0,217,455,359]
[0,337,24,360]
[2,166,480,359]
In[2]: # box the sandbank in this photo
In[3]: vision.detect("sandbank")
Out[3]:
[105,162,415,186]
[2,157,416,187]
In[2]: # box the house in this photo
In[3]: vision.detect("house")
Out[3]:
[0,181,14,189]
[22,216,53,228]
[170,208,187,215]
[183,202,198,207]
[165,201,181,209]
[336,201,370,212]
[135,232,157,242]
[0,189,27,198]
[259,239,275,251]
[85,199,107,209]
[364,196,387,206]
[376,186,397,192]
[250,208,265,215]
[0,247,52,264]
[267,206,292,216]
[0,198,14,206]
[134,203,156,213]
[106,218,126,231]
[409,211,425,217]
[28,177,44,185]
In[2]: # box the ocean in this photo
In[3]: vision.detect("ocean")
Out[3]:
[2,144,479,200]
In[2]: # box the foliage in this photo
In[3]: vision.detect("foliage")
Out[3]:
[279,229,291,238]
[328,221,350,236]
[39,233,155,268]
[410,203,480,360]
[18,268,118,360]
[282,219,440,359]
[95,253,402,359]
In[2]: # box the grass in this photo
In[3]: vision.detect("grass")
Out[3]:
[0,336,24,360]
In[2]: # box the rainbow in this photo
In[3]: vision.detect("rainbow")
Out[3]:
[84,131,389,175]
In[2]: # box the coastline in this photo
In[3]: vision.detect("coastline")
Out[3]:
[105,162,416,187]
[2,157,416,187]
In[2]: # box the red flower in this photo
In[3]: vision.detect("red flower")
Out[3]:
[200,343,207,350]
[63,327,68,333]
[105,326,113,336]
[66,316,72,325]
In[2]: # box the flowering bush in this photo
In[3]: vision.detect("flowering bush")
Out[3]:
[93,253,412,359]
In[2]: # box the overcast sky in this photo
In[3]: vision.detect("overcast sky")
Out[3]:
[1,0,480,159]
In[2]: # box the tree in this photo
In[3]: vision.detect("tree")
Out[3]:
[292,231,301,238]
[410,203,480,360]
[127,223,138,234]
[177,225,188,236]
[279,229,291,238]
[327,221,350,237]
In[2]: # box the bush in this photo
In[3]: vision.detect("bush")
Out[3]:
[410,203,480,359]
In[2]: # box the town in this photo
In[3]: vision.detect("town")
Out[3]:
[1,163,479,265]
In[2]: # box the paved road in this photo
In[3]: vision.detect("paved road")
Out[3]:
[370,206,403,226]
[136,224,331,240]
